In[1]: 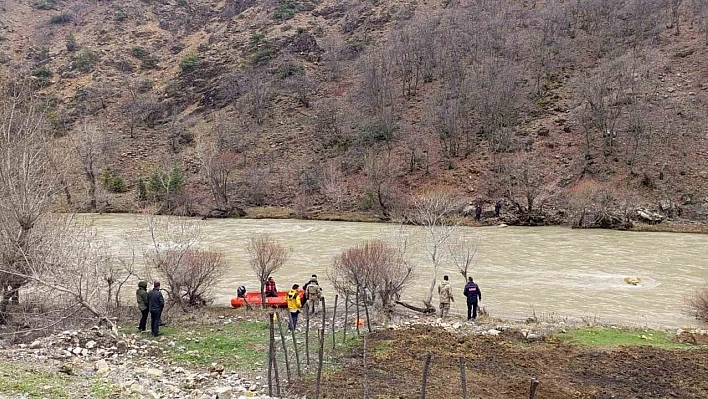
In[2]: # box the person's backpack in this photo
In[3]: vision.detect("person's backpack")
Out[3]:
[306,283,321,298]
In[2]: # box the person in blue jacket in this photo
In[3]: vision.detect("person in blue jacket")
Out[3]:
[463,277,482,320]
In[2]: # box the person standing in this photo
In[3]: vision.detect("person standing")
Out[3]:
[305,276,322,314]
[147,280,165,337]
[463,277,482,321]
[265,276,278,297]
[437,275,454,318]
[136,280,149,332]
[495,201,502,218]
[475,204,482,222]
[287,284,302,330]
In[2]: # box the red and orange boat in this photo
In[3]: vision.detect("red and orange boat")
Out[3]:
[230,290,305,308]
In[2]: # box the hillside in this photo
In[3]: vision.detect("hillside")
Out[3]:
[1,0,707,226]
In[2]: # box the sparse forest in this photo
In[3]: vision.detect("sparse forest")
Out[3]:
[0,0,705,227]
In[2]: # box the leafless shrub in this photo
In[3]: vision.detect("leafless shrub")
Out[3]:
[73,123,109,211]
[320,161,346,209]
[497,152,546,217]
[687,286,708,322]
[329,239,413,316]
[154,249,226,308]
[248,234,289,307]
[244,71,271,125]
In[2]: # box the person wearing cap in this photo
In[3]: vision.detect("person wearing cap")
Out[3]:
[136,280,149,332]
[304,275,322,314]
[463,277,482,320]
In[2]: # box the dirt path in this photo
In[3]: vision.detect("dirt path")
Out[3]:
[294,325,708,399]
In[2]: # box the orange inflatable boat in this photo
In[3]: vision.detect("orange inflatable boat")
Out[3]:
[230,290,305,308]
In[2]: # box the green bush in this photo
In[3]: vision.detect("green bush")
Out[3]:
[31,66,53,87]
[65,34,78,52]
[136,178,148,201]
[147,166,185,199]
[99,168,127,193]
[179,52,199,70]
[276,62,304,79]
[74,48,100,72]
[32,0,56,10]
[357,123,394,146]
[49,13,72,24]
[273,0,300,20]
[250,46,274,65]
[131,46,150,59]
[250,32,266,44]
[114,8,128,22]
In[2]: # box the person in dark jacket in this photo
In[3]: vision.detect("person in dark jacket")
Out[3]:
[463,277,482,320]
[147,281,165,337]
[136,280,149,332]
[475,204,482,222]
[494,201,501,218]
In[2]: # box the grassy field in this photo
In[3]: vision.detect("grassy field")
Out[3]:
[555,327,699,349]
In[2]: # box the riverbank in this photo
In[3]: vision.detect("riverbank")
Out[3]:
[1,308,706,398]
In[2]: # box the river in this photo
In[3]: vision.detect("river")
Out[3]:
[84,214,708,329]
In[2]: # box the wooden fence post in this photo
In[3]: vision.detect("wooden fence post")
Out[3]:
[270,314,281,396]
[529,378,540,399]
[343,293,349,344]
[276,311,292,383]
[362,333,369,399]
[355,287,361,337]
[315,297,326,399]
[421,353,432,399]
[267,312,274,397]
[305,305,311,366]
[331,294,338,350]
[460,357,467,399]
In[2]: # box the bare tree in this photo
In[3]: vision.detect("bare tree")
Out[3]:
[244,71,272,125]
[0,85,62,323]
[73,123,107,211]
[364,149,400,220]
[329,239,413,317]
[248,234,289,307]
[410,190,460,312]
[154,249,226,308]
[197,132,239,214]
[687,285,708,322]
[320,161,346,210]
[498,153,546,218]
[448,236,480,281]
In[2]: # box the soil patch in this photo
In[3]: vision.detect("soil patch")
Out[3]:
[293,325,708,398]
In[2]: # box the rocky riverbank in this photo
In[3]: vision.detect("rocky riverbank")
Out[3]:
[1,310,706,398]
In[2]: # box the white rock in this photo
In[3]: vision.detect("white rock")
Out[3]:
[95,359,110,374]
[85,340,97,349]
[130,383,144,394]
[146,368,164,377]
[72,347,82,355]
[486,329,501,336]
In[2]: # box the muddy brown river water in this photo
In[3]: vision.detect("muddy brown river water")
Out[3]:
[84,214,708,329]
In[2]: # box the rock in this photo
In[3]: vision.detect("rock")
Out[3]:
[29,340,42,349]
[526,333,543,342]
[699,171,708,179]
[208,363,224,374]
[214,386,233,399]
[72,347,83,355]
[95,359,110,374]
[486,329,501,336]
[624,276,642,286]
[85,340,96,349]
[130,383,144,394]
[537,126,549,136]
[676,329,708,345]
[59,363,74,375]
[146,368,164,377]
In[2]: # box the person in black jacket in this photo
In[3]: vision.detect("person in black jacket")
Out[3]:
[136,281,149,332]
[463,277,482,320]
[147,281,165,337]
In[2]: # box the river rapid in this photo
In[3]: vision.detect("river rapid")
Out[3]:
[83,214,708,329]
